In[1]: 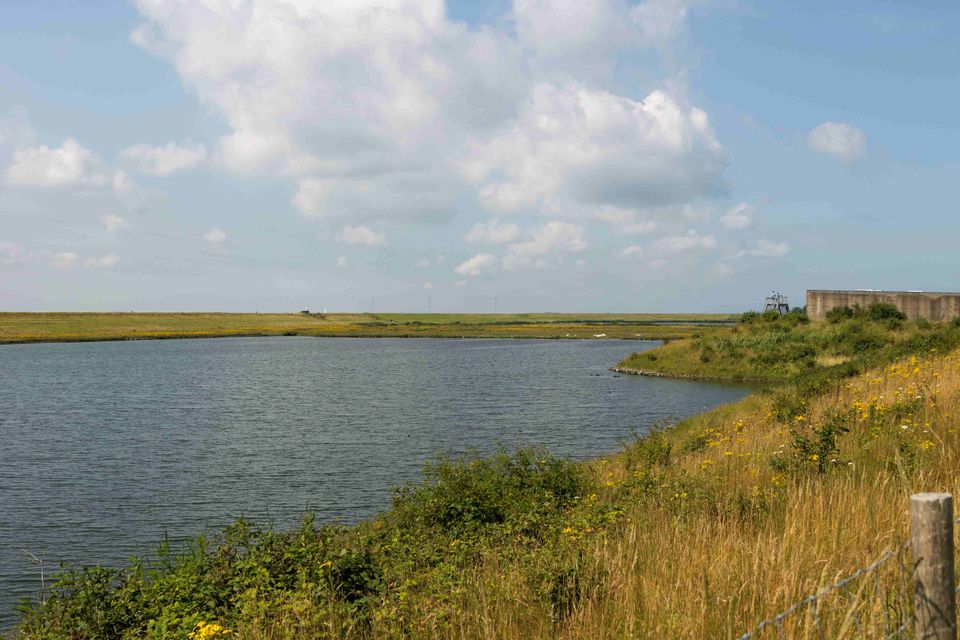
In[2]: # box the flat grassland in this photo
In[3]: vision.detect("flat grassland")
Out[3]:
[0,312,735,344]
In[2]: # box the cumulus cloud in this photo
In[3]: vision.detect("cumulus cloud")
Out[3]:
[336,225,386,246]
[102,214,129,232]
[513,0,688,72]
[619,245,643,258]
[468,85,727,218]
[293,174,458,223]
[454,252,497,276]
[133,0,525,223]
[83,254,120,268]
[121,140,206,176]
[203,228,227,243]
[808,122,865,162]
[720,203,753,229]
[508,221,586,258]
[130,0,721,230]
[618,220,658,235]
[423,281,435,290]
[464,219,521,244]
[5,139,110,188]
[50,252,79,269]
[648,230,717,256]
[502,221,587,271]
[336,256,348,268]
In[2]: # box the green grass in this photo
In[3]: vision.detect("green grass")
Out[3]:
[617,310,960,383]
[0,312,733,345]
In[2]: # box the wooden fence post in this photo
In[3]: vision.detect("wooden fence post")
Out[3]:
[911,492,956,640]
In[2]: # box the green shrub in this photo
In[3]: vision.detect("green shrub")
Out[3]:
[866,302,906,322]
[788,411,851,474]
[623,430,672,471]
[771,389,808,424]
[391,448,592,535]
[825,306,855,323]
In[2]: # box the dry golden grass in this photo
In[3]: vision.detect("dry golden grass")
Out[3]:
[400,347,960,639]
[815,354,851,367]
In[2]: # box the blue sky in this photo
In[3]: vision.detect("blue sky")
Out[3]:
[1,0,958,312]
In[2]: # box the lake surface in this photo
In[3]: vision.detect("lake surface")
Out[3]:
[0,337,750,628]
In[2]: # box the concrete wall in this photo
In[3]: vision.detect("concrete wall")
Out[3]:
[806,290,960,322]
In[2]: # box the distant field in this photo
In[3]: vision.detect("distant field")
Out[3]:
[0,312,736,345]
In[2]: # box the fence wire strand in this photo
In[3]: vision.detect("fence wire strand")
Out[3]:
[737,514,960,638]
[736,545,906,640]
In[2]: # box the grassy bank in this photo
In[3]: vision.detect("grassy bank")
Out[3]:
[616,307,960,383]
[15,310,960,638]
[0,312,734,345]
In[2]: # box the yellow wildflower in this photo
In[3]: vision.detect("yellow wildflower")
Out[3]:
[191,622,233,640]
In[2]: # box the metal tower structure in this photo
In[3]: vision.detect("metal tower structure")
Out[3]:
[763,291,790,315]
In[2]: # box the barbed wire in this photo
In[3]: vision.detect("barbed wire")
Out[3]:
[735,512,960,638]
[736,543,908,640]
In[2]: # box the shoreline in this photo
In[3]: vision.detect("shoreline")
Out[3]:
[609,365,769,384]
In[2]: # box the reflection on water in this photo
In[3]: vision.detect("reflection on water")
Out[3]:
[0,337,750,627]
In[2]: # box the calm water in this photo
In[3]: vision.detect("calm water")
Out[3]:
[0,337,749,627]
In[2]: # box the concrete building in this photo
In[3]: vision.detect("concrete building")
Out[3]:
[806,290,960,322]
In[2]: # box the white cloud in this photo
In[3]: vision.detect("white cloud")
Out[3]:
[6,139,102,188]
[102,214,129,232]
[50,252,79,269]
[469,84,727,218]
[619,245,643,258]
[464,219,521,244]
[203,228,227,243]
[130,1,716,229]
[503,221,587,271]
[423,281,435,290]
[414,258,432,267]
[292,174,458,223]
[121,140,206,176]
[336,225,386,246]
[808,122,865,162]
[454,252,497,276]
[508,221,586,258]
[336,256,348,268]
[649,230,717,255]
[619,220,658,235]
[83,254,120,268]
[747,239,789,258]
[133,0,526,224]
[513,0,688,72]
[720,203,753,229]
